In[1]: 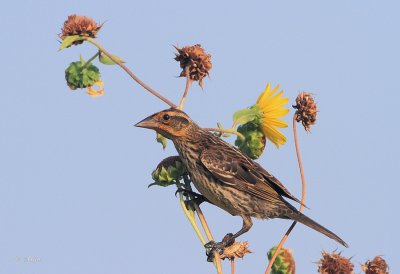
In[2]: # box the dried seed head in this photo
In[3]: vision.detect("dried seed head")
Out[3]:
[59,15,102,46]
[219,241,252,260]
[293,92,317,132]
[267,246,296,274]
[317,251,354,274]
[361,256,389,274]
[174,44,212,88]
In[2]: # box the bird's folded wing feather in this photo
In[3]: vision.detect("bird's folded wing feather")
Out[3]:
[199,145,303,205]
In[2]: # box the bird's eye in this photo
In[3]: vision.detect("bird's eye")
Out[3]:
[163,114,170,121]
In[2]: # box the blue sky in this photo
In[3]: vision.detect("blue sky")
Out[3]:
[0,1,399,273]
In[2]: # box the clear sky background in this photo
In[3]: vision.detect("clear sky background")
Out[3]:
[1,1,399,273]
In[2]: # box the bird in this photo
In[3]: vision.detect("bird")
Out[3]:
[135,108,348,255]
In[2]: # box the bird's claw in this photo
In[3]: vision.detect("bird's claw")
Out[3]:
[175,188,201,198]
[205,233,235,262]
[205,241,225,262]
[175,188,207,209]
[221,232,235,247]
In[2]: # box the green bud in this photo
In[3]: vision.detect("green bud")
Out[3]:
[267,246,296,274]
[235,122,266,159]
[149,156,187,187]
[65,59,100,90]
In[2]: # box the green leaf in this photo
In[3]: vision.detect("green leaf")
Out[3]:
[232,106,260,126]
[99,53,125,65]
[156,133,167,149]
[59,35,86,50]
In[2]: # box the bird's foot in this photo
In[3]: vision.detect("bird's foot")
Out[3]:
[205,241,224,262]
[175,189,208,209]
[205,233,235,262]
[175,188,202,198]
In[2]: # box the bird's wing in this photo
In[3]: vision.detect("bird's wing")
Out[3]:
[199,140,303,205]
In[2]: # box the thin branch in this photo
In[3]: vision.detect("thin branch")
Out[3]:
[178,67,192,110]
[231,260,235,274]
[86,38,177,108]
[203,128,245,141]
[264,116,307,274]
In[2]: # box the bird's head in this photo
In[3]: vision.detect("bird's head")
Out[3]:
[135,108,196,139]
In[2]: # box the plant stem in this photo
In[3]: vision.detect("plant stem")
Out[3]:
[264,116,307,274]
[203,128,245,141]
[231,260,235,274]
[182,176,223,274]
[82,51,100,68]
[86,38,177,108]
[178,68,192,110]
[293,115,307,212]
[193,203,223,274]
[178,192,207,245]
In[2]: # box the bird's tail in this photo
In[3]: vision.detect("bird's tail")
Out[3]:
[288,209,348,247]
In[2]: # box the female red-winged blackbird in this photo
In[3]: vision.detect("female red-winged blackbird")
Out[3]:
[136,108,348,252]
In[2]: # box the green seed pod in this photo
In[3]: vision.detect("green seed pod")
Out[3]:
[149,156,187,187]
[65,60,100,90]
[235,122,266,159]
[267,246,296,274]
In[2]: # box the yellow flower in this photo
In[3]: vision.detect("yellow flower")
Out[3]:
[86,80,104,97]
[256,83,289,147]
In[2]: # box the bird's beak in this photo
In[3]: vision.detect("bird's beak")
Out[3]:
[134,114,159,129]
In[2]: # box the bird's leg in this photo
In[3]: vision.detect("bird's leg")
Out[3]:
[222,216,253,246]
[205,216,253,261]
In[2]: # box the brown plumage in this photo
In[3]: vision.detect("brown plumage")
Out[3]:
[135,108,348,252]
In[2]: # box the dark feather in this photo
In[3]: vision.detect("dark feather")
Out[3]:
[199,133,306,206]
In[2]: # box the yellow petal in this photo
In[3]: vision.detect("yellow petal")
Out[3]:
[86,80,104,97]
[255,83,289,147]
[265,108,290,118]
[263,117,288,128]
[261,123,287,147]
[256,83,271,105]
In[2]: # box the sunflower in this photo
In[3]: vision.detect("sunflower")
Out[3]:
[255,83,289,147]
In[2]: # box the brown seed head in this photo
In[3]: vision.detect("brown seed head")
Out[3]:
[293,92,317,132]
[219,241,252,260]
[361,256,389,274]
[59,15,102,46]
[317,251,354,274]
[174,44,212,88]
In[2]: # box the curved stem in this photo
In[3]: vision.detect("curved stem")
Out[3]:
[264,116,307,274]
[86,38,177,108]
[203,128,245,141]
[293,116,307,211]
[178,68,193,110]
